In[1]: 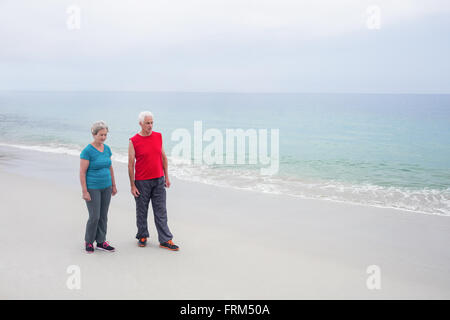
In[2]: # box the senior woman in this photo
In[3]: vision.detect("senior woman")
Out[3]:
[79,121,117,254]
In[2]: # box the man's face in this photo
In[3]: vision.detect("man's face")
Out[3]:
[140,116,153,133]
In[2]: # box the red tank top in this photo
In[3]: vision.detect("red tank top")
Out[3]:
[130,132,164,180]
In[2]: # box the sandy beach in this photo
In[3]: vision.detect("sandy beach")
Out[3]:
[0,145,449,299]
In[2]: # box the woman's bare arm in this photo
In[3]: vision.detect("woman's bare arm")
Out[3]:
[80,159,91,201]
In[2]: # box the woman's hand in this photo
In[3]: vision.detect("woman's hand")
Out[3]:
[112,185,118,196]
[82,190,91,201]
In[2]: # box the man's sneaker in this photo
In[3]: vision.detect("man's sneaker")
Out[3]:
[85,242,94,254]
[96,241,115,252]
[138,237,147,247]
[159,240,179,251]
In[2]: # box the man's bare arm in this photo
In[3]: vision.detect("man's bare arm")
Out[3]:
[128,140,140,196]
[161,145,170,188]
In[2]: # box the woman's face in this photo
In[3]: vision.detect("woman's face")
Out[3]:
[93,128,108,144]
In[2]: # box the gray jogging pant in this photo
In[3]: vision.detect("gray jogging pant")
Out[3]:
[134,176,173,243]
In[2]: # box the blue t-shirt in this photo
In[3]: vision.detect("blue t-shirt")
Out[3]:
[80,144,112,189]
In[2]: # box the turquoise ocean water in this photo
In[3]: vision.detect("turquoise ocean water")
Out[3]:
[0,91,449,215]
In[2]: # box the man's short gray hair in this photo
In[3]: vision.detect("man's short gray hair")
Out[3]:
[138,111,154,124]
[91,121,109,135]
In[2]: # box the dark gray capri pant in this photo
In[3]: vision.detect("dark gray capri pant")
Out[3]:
[84,186,112,244]
[134,176,173,243]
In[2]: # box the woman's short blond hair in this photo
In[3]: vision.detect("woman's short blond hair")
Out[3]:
[91,121,109,135]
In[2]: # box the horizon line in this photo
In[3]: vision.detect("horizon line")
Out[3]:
[0,90,449,95]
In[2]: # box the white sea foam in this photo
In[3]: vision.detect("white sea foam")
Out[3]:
[1,142,449,216]
[164,152,450,216]
[0,142,82,157]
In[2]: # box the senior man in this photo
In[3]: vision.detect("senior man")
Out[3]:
[128,111,179,251]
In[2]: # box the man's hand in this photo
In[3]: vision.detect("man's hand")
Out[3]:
[131,185,140,197]
[112,185,118,196]
[165,177,171,188]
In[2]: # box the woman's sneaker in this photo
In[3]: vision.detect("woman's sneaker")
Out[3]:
[138,237,147,247]
[96,241,115,252]
[159,240,179,251]
[85,242,94,254]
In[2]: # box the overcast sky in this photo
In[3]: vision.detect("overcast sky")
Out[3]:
[1,0,450,93]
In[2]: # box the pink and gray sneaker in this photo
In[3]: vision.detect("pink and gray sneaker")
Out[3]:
[85,242,94,254]
[96,241,115,252]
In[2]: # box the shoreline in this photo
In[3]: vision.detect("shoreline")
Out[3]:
[0,145,450,299]
[0,143,447,217]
